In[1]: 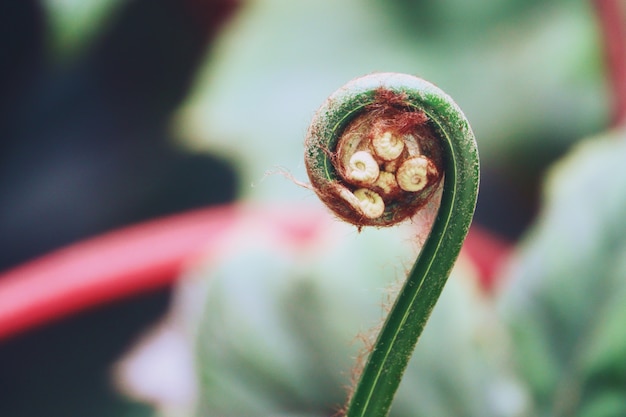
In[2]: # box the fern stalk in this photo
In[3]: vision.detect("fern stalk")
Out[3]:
[304,73,479,417]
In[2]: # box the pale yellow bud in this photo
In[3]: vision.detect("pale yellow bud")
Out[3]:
[337,187,385,219]
[372,132,405,161]
[396,156,434,192]
[374,171,399,195]
[353,188,385,218]
[346,151,380,185]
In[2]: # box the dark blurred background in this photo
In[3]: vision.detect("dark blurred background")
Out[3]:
[0,1,238,415]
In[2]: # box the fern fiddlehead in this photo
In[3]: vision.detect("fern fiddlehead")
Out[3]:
[304,73,479,417]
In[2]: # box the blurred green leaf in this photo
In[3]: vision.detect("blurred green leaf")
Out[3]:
[43,0,124,57]
[176,0,607,202]
[183,219,523,417]
[499,129,626,416]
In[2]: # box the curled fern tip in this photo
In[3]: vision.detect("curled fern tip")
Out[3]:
[303,72,479,417]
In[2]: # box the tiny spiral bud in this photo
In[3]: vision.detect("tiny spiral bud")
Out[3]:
[374,171,400,195]
[335,187,385,219]
[396,156,436,192]
[353,188,385,219]
[346,151,380,185]
[304,73,445,227]
[372,132,405,161]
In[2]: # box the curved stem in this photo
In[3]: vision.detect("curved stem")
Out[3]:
[346,128,477,416]
[305,73,479,417]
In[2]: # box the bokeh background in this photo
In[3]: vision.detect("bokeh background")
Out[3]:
[0,0,623,416]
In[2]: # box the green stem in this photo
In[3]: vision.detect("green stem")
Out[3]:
[305,73,479,416]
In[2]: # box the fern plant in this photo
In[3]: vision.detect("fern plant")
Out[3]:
[304,73,479,416]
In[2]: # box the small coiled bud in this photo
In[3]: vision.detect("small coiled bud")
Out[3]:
[374,171,400,196]
[371,132,405,161]
[346,151,380,185]
[396,156,437,192]
[353,188,385,219]
[304,73,444,227]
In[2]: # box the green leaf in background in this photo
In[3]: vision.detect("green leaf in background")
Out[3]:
[127,214,524,417]
[117,126,626,416]
[499,129,626,416]
[175,0,607,203]
[42,0,124,58]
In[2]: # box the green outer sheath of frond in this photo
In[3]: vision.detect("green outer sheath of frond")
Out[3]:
[309,73,479,417]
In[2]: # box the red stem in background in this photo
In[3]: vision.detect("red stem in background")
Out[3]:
[0,203,511,342]
[183,0,241,38]
[0,206,237,341]
[462,226,512,293]
[593,0,626,127]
